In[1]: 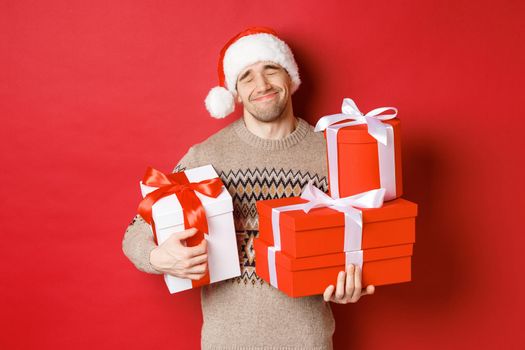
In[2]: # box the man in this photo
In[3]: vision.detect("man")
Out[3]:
[122,27,374,350]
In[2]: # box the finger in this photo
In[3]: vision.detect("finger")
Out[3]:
[363,285,375,295]
[187,253,208,267]
[174,227,200,241]
[345,264,355,300]
[351,265,362,302]
[335,271,346,300]
[185,238,207,257]
[186,273,207,280]
[186,262,207,274]
[323,285,335,302]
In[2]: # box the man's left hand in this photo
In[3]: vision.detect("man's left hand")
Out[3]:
[323,264,375,304]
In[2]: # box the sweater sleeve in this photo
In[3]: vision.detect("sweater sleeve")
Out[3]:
[121,147,197,274]
[122,214,161,274]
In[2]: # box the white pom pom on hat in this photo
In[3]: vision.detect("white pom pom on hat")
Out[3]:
[205,86,235,119]
[204,26,301,119]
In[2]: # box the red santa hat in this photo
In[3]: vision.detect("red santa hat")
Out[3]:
[204,27,301,119]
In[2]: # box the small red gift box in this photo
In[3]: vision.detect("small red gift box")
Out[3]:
[315,98,403,201]
[255,238,413,298]
[257,196,417,258]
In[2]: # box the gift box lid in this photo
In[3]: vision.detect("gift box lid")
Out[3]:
[254,238,413,272]
[326,118,400,144]
[140,164,233,230]
[256,196,417,232]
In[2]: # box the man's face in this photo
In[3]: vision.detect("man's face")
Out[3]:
[235,61,292,122]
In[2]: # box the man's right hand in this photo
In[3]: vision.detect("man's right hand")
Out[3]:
[149,228,208,280]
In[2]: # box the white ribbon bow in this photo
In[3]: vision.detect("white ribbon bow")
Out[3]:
[301,182,385,251]
[314,98,397,146]
[300,181,385,217]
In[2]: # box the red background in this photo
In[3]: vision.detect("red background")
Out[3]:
[2,0,524,349]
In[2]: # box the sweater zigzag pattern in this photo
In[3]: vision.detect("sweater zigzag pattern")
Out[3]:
[175,164,328,285]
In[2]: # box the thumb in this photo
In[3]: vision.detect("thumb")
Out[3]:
[323,285,335,302]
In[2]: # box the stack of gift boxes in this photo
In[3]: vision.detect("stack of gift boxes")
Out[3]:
[254,98,418,297]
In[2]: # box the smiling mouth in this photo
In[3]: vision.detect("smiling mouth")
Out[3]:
[251,91,279,102]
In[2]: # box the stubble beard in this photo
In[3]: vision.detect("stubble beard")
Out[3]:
[246,91,288,123]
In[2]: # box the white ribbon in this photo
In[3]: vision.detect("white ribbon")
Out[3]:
[266,182,385,288]
[314,98,398,200]
[345,250,364,270]
[268,203,310,288]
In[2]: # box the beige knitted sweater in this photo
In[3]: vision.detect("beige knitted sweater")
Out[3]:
[122,117,335,350]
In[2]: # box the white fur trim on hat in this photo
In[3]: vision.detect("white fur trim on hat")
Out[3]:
[223,33,301,94]
[204,86,235,119]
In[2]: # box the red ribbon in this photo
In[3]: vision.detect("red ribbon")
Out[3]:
[137,167,224,287]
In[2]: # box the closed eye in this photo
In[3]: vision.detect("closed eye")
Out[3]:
[239,70,253,83]
[264,64,281,74]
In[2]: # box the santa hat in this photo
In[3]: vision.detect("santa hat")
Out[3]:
[204,27,301,119]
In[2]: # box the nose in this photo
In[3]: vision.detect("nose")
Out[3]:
[253,73,272,92]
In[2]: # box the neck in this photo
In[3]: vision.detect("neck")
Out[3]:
[242,101,297,140]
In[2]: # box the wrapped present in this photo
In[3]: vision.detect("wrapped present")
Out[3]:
[315,98,403,201]
[254,182,417,297]
[138,165,240,294]
[255,238,413,298]
[257,187,417,258]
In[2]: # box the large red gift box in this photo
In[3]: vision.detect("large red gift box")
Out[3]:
[254,238,413,298]
[254,182,417,297]
[257,197,417,258]
[314,98,403,201]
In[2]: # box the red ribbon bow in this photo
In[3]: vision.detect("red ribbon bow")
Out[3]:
[138,167,224,245]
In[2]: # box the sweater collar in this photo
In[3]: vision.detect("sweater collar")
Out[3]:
[232,117,310,151]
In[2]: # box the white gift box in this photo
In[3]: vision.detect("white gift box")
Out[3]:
[140,164,240,293]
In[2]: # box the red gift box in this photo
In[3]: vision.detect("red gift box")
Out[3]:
[257,196,417,258]
[315,98,403,201]
[255,238,413,298]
